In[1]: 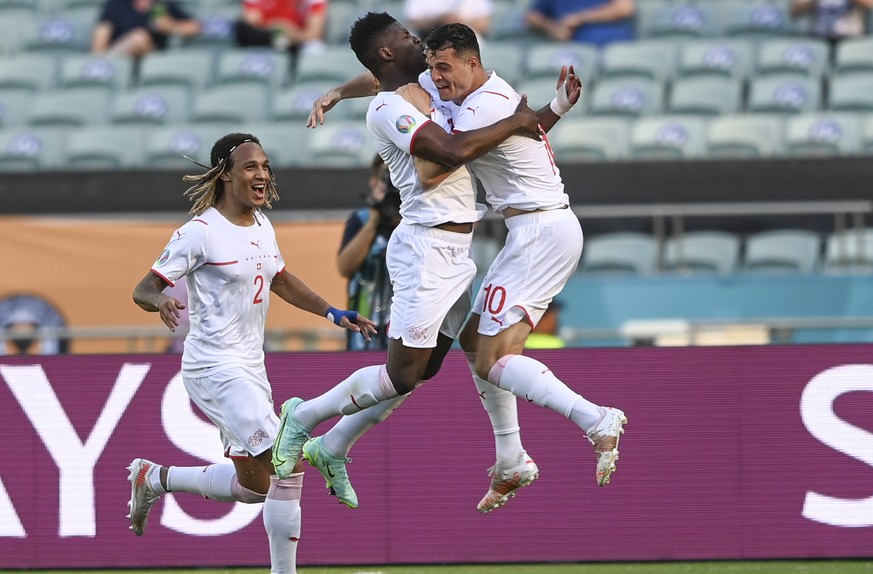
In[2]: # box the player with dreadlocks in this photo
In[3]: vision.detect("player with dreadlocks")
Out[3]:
[130,132,377,574]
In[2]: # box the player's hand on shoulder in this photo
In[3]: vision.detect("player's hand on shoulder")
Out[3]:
[306,89,342,128]
[396,83,432,115]
[513,94,543,141]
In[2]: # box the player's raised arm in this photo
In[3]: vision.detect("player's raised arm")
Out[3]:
[306,72,381,128]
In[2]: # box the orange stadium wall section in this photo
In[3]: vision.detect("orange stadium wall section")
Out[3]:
[0,216,348,353]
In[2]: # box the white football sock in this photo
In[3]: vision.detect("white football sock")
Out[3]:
[489,354,602,432]
[322,393,410,457]
[166,464,237,501]
[264,473,303,574]
[294,365,399,430]
[466,352,524,465]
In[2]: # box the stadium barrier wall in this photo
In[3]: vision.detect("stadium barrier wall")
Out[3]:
[0,346,871,569]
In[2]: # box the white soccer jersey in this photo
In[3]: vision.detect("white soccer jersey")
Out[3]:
[419,71,570,213]
[366,91,483,226]
[150,207,284,371]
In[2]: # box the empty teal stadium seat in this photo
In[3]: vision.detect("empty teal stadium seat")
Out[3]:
[677,38,755,80]
[720,0,793,39]
[747,74,821,115]
[145,124,232,169]
[862,114,873,153]
[58,53,133,92]
[21,6,96,53]
[637,0,720,39]
[139,49,215,90]
[580,232,660,274]
[180,4,237,49]
[833,37,873,77]
[190,84,270,124]
[743,229,822,273]
[0,126,67,171]
[214,48,292,90]
[589,76,664,117]
[827,74,873,112]
[706,114,785,158]
[601,40,678,82]
[26,87,111,127]
[63,125,150,170]
[525,42,600,85]
[295,45,364,85]
[668,76,743,117]
[0,89,34,128]
[247,121,312,168]
[664,230,741,274]
[785,112,861,156]
[0,52,58,92]
[307,120,375,168]
[111,85,193,126]
[548,116,632,161]
[630,115,709,159]
[480,41,526,86]
[272,81,337,122]
[755,38,830,79]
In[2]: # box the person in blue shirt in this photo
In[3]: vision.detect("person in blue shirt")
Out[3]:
[91,0,202,57]
[526,0,635,46]
[791,0,870,46]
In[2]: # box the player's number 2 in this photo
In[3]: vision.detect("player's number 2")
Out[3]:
[253,275,264,304]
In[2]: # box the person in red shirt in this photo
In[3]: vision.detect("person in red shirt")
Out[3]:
[235,0,327,54]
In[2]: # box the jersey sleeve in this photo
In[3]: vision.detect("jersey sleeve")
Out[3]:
[150,220,207,286]
[452,90,516,132]
[367,93,432,154]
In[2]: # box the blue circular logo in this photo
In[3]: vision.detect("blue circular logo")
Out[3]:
[168,132,201,154]
[702,46,737,69]
[781,45,814,69]
[671,6,705,30]
[7,133,42,157]
[547,50,582,70]
[39,18,75,44]
[749,5,784,28]
[773,83,807,108]
[331,128,365,150]
[241,53,274,78]
[81,58,115,82]
[808,119,842,142]
[134,94,169,119]
[654,123,689,145]
[202,15,233,38]
[610,87,644,111]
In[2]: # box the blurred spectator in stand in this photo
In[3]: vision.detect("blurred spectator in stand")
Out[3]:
[526,0,635,46]
[0,294,69,355]
[404,0,493,39]
[524,300,567,349]
[337,155,401,350]
[791,0,870,47]
[91,0,202,57]
[235,0,327,55]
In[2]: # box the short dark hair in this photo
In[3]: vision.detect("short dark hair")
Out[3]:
[349,12,397,74]
[425,23,481,60]
[209,132,261,169]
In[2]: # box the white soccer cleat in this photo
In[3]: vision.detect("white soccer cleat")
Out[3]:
[586,407,628,487]
[477,452,540,513]
[126,458,162,536]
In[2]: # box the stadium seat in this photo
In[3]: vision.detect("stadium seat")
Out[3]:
[862,114,873,154]
[57,53,134,92]
[0,88,34,128]
[706,114,785,158]
[600,40,678,82]
[588,76,664,117]
[516,77,567,112]
[62,125,149,170]
[480,41,526,86]
[307,120,375,168]
[190,84,270,124]
[663,230,741,274]
[580,232,660,274]
[668,76,743,117]
[636,0,720,39]
[145,124,233,169]
[747,74,821,115]
[743,229,822,273]
[754,38,830,79]
[294,45,365,85]
[138,49,216,91]
[0,52,58,93]
[720,0,793,39]
[833,37,873,78]
[548,116,632,162]
[325,2,369,45]
[0,5,39,55]
[489,2,539,42]
[784,112,861,156]
[0,126,67,171]
[111,85,193,126]
[677,38,755,80]
[180,4,238,49]
[524,42,600,86]
[20,6,96,53]
[214,48,292,90]
[247,121,312,168]
[272,81,337,122]
[630,115,709,160]
[827,74,873,112]
[26,87,112,127]
[824,228,873,272]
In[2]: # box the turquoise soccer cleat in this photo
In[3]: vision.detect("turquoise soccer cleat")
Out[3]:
[302,435,359,509]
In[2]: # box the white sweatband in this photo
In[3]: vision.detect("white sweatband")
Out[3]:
[549,83,575,116]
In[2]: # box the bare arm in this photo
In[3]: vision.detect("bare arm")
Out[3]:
[411,95,541,168]
[337,212,379,278]
[563,0,635,29]
[133,272,186,332]
[270,270,377,338]
[526,9,572,41]
[90,21,112,52]
[307,72,381,127]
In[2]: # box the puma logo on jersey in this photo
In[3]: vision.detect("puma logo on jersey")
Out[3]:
[466,106,478,114]
[376,101,388,111]
[250,241,260,249]
[171,230,184,242]
[490,316,504,326]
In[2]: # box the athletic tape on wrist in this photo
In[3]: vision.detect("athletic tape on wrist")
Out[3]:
[549,83,574,117]
[326,306,358,326]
